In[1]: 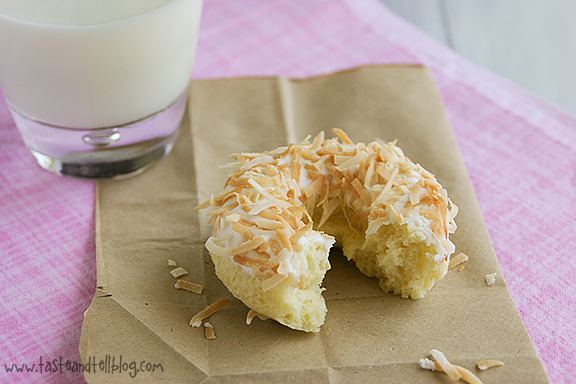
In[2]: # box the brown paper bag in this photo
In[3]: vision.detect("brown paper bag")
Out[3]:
[80,65,548,383]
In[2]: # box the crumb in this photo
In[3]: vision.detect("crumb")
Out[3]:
[429,349,461,380]
[455,365,484,384]
[174,280,204,294]
[203,322,216,340]
[421,349,486,384]
[167,259,178,267]
[476,359,504,371]
[485,273,497,286]
[449,252,469,270]
[419,358,436,371]
[169,267,188,278]
[189,298,231,327]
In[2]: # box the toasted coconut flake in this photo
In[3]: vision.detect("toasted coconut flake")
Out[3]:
[232,221,253,235]
[290,221,313,244]
[189,298,231,327]
[203,322,216,340]
[311,131,325,149]
[167,259,178,267]
[240,155,274,170]
[449,252,469,270]
[334,153,353,166]
[169,267,189,279]
[366,217,389,236]
[316,179,331,208]
[195,199,211,210]
[292,158,302,183]
[421,357,485,384]
[233,253,267,268]
[363,158,376,188]
[303,177,323,197]
[409,190,420,205]
[259,208,279,221]
[373,166,399,206]
[476,359,504,371]
[342,206,358,233]
[246,309,257,325]
[336,150,370,172]
[219,161,242,169]
[317,198,340,228]
[276,229,293,251]
[351,178,370,201]
[247,179,291,209]
[300,155,316,168]
[246,309,269,325]
[332,128,353,144]
[174,279,204,294]
[269,145,288,155]
[249,217,284,230]
[454,366,484,384]
[225,213,241,223]
[230,236,266,255]
[262,273,288,291]
[246,200,274,215]
[485,273,497,286]
[235,151,265,159]
[300,134,312,144]
[388,205,404,224]
[419,358,437,371]
[276,214,295,232]
[304,192,317,218]
[429,349,461,381]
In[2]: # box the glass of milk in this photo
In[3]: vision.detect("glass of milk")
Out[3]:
[0,0,202,178]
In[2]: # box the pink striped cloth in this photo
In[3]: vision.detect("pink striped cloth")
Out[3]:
[1,1,574,383]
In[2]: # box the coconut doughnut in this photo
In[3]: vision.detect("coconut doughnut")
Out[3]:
[201,129,458,332]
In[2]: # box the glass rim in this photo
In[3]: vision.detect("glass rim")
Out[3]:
[0,0,193,29]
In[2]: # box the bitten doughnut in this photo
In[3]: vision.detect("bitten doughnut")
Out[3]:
[201,129,458,332]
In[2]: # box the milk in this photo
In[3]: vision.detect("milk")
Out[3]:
[0,0,202,129]
[0,0,174,25]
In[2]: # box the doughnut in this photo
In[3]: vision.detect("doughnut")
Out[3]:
[200,129,458,332]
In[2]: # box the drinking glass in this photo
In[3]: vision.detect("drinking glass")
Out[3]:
[0,0,202,178]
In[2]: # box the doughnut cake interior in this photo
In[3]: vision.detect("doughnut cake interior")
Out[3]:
[201,129,458,332]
